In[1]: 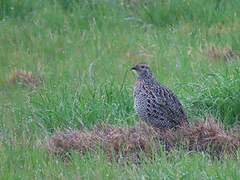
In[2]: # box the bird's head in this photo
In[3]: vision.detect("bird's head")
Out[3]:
[131,63,153,80]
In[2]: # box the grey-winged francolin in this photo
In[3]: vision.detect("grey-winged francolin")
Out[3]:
[131,63,188,129]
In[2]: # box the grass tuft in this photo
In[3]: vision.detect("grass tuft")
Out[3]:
[181,70,240,125]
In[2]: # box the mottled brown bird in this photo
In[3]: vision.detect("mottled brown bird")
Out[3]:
[131,63,188,129]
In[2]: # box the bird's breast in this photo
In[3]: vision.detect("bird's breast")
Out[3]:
[133,80,142,98]
[134,89,149,120]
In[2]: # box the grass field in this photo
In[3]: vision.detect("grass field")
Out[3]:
[0,0,240,179]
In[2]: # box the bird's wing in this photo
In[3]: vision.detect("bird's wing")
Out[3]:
[147,82,186,124]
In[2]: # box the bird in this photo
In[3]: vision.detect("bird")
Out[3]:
[131,63,188,129]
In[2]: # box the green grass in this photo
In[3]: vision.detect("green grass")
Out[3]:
[0,0,240,179]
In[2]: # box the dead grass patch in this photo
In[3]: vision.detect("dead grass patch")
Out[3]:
[44,117,240,161]
[208,22,240,34]
[203,43,239,62]
[8,69,40,87]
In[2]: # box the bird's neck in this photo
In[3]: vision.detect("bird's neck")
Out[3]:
[137,75,154,82]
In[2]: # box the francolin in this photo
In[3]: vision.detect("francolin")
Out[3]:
[131,63,188,129]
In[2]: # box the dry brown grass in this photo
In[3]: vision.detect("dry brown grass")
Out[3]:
[203,43,239,62]
[8,69,40,87]
[208,22,240,34]
[44,117,240,161]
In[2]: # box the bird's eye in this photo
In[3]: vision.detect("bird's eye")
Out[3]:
[141,66,145,69]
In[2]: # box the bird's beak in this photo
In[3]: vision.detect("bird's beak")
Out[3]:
[131,66,137,70]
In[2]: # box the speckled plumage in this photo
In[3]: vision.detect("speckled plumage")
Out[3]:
[132,63,188,129]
